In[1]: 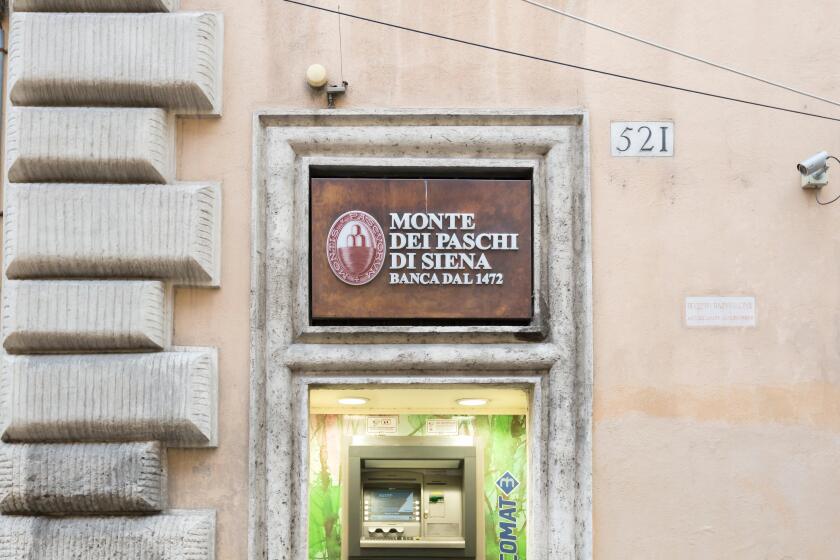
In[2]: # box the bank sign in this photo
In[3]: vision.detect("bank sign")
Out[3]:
[310,178,533,322]
[496,471,521,560]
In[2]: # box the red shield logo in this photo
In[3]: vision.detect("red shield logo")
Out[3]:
[326,210,386,285]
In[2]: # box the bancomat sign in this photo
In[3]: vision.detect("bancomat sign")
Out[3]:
[495,472,521,560]
[310,178,533,323]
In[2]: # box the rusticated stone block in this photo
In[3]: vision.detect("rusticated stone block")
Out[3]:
[5,183,221,286]
[0,510,215,559]
[2,280,167,354]
[6,107,174,184]
[0,442,166,514]
[1,350,217,446]
[9,12,223,114]
[14,0,177,11]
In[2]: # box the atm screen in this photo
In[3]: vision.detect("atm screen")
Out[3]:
[368,489,415,521]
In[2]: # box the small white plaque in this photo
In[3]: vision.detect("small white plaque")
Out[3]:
[426,419,459,436]
[611,121,674,157]
[685,296,756,327]
[366,416,398,435]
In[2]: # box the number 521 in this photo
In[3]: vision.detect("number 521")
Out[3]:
[610,121,674,157]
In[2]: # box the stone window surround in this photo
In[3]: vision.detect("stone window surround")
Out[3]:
[250,109,592,560]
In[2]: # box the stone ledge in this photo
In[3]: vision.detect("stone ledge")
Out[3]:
[0,442,166,514]
[1,350,218,446]
[283,343,562,370]
[5,183,221,286]
[13,0,177,11]
[9,12,223,115]
[2,280,167,354]
[6,108,174,184]
[0,510,215,559]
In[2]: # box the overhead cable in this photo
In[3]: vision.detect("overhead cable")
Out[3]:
[815,156,840,205]
[283,0,840,124]
[520,0,840,110]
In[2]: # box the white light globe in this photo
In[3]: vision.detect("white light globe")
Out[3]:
[306,64,328,88]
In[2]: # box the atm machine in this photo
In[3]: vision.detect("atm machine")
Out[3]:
[347,436,477,560]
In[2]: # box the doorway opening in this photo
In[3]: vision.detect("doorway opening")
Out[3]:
[307,385,530,560]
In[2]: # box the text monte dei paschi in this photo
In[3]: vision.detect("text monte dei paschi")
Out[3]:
[388,212,519,286]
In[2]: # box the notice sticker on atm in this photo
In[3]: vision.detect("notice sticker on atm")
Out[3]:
[425,418,458,436]
[366,416,399,435]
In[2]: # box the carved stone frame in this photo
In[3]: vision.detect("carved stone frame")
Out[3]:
[250,110,592,560]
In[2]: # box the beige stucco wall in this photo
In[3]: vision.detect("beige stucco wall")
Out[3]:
[170,0,840,557]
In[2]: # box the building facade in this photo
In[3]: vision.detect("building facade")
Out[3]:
[0,1,839,559]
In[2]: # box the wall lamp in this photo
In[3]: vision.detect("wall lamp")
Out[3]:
[306,63,348,108]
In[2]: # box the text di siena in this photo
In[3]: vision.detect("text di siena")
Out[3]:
[388,212,519,286]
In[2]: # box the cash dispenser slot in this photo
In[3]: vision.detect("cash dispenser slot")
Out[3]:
[348,436,477,560]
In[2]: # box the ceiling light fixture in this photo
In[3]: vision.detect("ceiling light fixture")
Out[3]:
[456,398,489,407]
[338,397,369,406]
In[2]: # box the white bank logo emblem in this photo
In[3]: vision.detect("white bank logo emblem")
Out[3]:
[496,471,520,560]
[325,210,387,286]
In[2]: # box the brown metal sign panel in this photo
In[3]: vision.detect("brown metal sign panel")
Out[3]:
[310,178,533,322]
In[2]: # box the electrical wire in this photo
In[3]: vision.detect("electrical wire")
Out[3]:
[815,190,840,205]
[337,3,345,82]
[519,0,840,110]
[815,156,840,205]
[283,0,840,124]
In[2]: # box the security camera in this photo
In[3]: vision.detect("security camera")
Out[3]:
[798,151,830,189]
[797,151,829,176]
